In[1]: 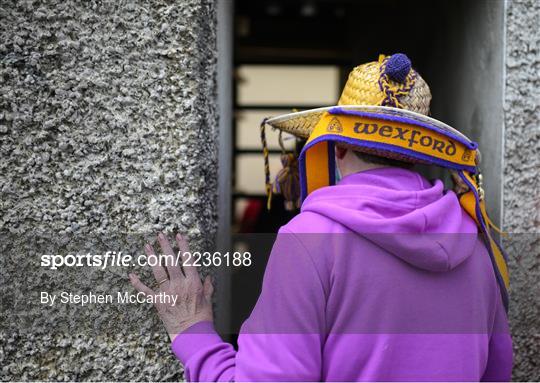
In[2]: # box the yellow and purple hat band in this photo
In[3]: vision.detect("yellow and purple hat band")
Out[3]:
[326,107,478,150]
[458,171,509,311]
[298,107,479,201]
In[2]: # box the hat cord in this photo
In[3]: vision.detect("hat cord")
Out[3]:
[260,118,273,210]
[274,130,301,211]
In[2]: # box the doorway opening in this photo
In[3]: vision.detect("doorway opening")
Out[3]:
[224,0,504,343]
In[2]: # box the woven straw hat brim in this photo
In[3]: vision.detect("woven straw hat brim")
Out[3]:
[265,105,472,144]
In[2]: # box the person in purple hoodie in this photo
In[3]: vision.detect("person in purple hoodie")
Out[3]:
[130,54,512,381]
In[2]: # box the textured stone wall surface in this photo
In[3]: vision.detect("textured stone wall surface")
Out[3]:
[503,0,540,380]
[0,0,218,381]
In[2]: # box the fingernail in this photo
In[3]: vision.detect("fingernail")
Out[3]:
[158,232,165,240]
[145,244,152,252]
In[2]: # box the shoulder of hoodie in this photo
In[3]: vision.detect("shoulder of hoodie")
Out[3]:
[277,212,334,296]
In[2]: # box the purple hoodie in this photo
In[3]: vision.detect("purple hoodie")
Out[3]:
[172,168,512,381]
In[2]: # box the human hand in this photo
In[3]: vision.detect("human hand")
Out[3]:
[129,233,213,342]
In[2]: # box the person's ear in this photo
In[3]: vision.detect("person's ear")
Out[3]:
[336,146,347,160]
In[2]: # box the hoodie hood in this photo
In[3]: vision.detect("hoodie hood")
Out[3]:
[301,167,478,272]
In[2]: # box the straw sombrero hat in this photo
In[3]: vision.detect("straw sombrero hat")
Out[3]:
[260,53,479,207]
[264,53,474,157]
[266,53,433,139]
[258,53,509,312]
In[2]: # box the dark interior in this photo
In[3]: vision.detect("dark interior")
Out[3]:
[230,0,482,345]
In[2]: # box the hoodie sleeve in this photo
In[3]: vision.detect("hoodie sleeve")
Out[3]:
[481,297,513,381]
[171,229,326,382]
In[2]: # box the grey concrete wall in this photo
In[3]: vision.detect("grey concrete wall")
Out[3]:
[503,0,540,380]
[0,0,218,381]
[214,0,233,339]
[426,0,505,225]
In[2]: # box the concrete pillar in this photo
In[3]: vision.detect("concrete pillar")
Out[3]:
[0,0,218,380]
[425,0,505,225]
[503,0,540,380]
